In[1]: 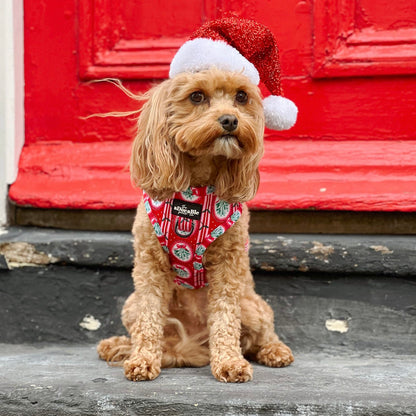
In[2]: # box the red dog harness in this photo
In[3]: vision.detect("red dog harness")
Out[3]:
[143,186,242,289]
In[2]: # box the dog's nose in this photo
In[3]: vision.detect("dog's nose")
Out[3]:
[218,114,238,132]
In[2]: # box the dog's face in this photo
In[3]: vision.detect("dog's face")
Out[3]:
[131,68,265,203]
[166,69,264,160]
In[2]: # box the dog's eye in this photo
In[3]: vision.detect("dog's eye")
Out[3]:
[235,91,248,104]
[190,91,206,104]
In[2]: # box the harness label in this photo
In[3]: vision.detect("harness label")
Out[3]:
[172,199,202,220]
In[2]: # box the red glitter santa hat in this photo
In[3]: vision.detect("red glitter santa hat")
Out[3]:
[169,17,298,131]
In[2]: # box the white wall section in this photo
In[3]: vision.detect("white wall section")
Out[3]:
[0,0,24,225]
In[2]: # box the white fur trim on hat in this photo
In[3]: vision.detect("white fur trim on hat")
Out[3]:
[263,95,298,131]
[169,38,260,85]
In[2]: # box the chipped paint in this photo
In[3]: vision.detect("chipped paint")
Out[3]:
[307,241,334,261]
[0,242,59,268]
[260,264,276,272]
[79,314,101,331]
[370,245,393,255]
[325,319,349,333]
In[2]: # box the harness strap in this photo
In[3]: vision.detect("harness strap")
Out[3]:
[143,186,242,289]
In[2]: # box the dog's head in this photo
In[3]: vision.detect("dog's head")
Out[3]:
[130,68,265,203]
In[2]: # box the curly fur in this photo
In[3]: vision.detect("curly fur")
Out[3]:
[97,68,294,383]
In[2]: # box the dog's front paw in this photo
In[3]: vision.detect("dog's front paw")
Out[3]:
[256,341,294,368]
[211,357,253,383]
[124,355,161,381]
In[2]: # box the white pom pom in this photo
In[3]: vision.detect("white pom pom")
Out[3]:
[263,95,298,131]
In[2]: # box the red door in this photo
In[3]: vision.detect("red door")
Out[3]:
[10,0,416,212]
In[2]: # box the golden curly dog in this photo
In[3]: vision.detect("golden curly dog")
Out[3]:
[97,68,294,383]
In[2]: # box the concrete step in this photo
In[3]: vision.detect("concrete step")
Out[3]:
[1,226,416,414]
[1,265,415,349]
[1,344,416,416]
[0,266,415,415]
[3,226,416,275]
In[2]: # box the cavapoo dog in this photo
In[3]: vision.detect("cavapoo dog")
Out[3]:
[97,17,297,383]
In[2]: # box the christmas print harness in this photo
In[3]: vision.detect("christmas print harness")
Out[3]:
[143,186,242,289]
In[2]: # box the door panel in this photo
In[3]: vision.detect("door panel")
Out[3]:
[9,0,416,212]
[313,0,416,77]
[79,0,220,79]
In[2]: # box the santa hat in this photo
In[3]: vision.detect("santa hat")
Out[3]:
[169,17,298,131]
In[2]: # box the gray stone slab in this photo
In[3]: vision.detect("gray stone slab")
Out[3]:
[1,266,415,353]
[2,226,416,276]
[249,234,416,276]
[1,344,415,416]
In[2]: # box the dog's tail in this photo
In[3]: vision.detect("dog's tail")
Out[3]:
[97,318,210,368]
[162,318,210,368]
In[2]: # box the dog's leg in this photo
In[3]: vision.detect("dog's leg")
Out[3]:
[240,281,294,368]
[122,205,174,381]
[207,268,253,382]
[205,238,253,383]
[122,264,173,381]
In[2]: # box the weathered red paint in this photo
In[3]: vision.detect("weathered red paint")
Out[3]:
[79,0,220,80]
[312,0,416,77]
[9,140,416,211]
[9,0,416,211]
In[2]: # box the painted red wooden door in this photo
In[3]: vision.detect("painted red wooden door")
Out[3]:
[10,0,416,211]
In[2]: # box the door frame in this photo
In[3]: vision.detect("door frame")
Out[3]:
[0,0,24,225]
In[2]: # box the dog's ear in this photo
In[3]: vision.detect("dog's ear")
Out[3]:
[215,155,262,203]
[130,80,190,200]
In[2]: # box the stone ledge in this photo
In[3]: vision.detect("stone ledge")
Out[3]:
[1,344,415,416]
[1,266,415,349]
[2,226,416,276]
